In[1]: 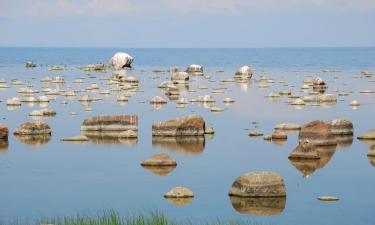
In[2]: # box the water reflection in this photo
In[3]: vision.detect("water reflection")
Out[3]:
[142,165,176,176]
[14,135,51,147]
[229,196,286,216]
[82,131,138,145]
[0,140,9,153]
[165,197,194,206]
[335,134,354,149]
[289,145,337,177]
[152,136,205,155]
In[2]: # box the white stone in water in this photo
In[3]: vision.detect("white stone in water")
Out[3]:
[211,107,224,112]
[268,92,280,98]
[117,96,129,102]
[150,96,167,104]
[74,79,84,83]
[52,76,65,83]
[177,97,188,105]
[301,84,310,89]
[223,98,235,103]
[79,95,92,102]
[291,98,305,105]
[318,196,339,201]
[349,100,360,106]
[40,77,52,82]
[99,90,110,95]
[63,91,76,96]
[90,83,99,89]
[7,97,21,106]
[29,110,43,116]
[109,52,134,70]
[70,112,78,115]
[21,96,38,102]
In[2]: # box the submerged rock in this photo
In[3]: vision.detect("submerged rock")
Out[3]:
[229,172,286,197]
[141,152,177,166]
[152,115,205,136]
[109,52,134,69]
[81,115,138,132]
[0,124,9,139]
[14,122,52,135]
[299,120,337,146]
[164,187,194,198]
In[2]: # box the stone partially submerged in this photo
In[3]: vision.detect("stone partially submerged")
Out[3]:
[229,172,286,197]
[14,122,52,135]
[298,120,337,146]
[141,152,177,166]
[164,187,194,198]
[109,52,134,70]
[234,66,253,79]
[288,140,320,160]
[325,119,353,135]
[186,64,203,74]
[152,115,205,136]
[358,129,375,140]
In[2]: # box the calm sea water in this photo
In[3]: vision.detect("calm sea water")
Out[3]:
[0,47,375,225]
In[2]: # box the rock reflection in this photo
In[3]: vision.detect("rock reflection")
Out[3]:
[335,134,353,149]
[14,135,51,147]
[229,196,286,216]
[142,165,176,176]
[0,140,9,153]
[152,136,205,155]
[82,131,137,145]
[289,145,337,177]
[164,197,194,206]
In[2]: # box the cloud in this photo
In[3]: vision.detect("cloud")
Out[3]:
[0,0,136,18]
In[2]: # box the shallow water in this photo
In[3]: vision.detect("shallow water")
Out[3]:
[0,47,375,225]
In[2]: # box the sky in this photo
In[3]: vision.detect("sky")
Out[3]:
[0,0,375,48]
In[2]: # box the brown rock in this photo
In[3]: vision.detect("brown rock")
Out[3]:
[81,115,138,131]
[229,172,286,197]
[272,132,288,140]
[325,119,353,135]
[299,120,337,146]
[141,152,177,166]
[0,124,9,139]
[13,122,52,135]
[152,115,205,136]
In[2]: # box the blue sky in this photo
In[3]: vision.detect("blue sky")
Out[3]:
[1,0,375,47]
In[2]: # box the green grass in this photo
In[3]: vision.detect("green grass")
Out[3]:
[25,210,263,225]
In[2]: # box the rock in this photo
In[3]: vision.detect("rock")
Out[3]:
[318,196,339,201]
[186,64,203,74]
[29,110,43,116]
[268,92,280,98]
[205,127,215,134]
[191,95,215,103]
[164,187,194,198]
[14,122,52,135]
[80,115,138,132]
[171,71,189,83]
[81,64,106,71]
[0,124,9,139]
[152,115,205,136]
[61,136,89,141]
[234,66,253,79]
[164,85,180,96]
[313,77,325,85]
[367,145,375,157]
[274,123,301,131]
[118,130,137,138]
[177,97,188,105]
[272,132,287,140]
[141,152,177,166]
[350,100,360,106]
[150,96,167,104]
[358,129,375,140]
[263,135,272,141]
[319,94,337,103]
[291,98,305,106]
[210,107,224,112]
[325,119,353,135]
[38,96,50,102]
[25,61,36,68]
[109,52,134,69]
[299,120,337,146]
[223,98,235,103]
[6,97,21,106]
[288,140,320,159]
[249,131,263,137]
[229,172,286,197]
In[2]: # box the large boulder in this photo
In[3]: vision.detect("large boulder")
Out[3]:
[229,172,286,197]
[234,66,253,79]
[13,122,52,135]
[0,124,9,139]
[80,115,138,132]
[325,118,353,135]
[152,115,205,136]
[109,52,134,70]
[298,120,337,146]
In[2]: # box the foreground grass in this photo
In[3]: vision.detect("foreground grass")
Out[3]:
[29,210,262,225]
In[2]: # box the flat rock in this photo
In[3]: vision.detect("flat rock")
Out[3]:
[274,123,301,131]
[61,135,89,142]
[318,196,339,201]
[152,115,205,136]
[141,152,177,166]
[229,172,286,197]
[164,187,194,198]
[358,129,375,140]
[14,122,52,135]
[272,132,288,140]
[81,115,138,132]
